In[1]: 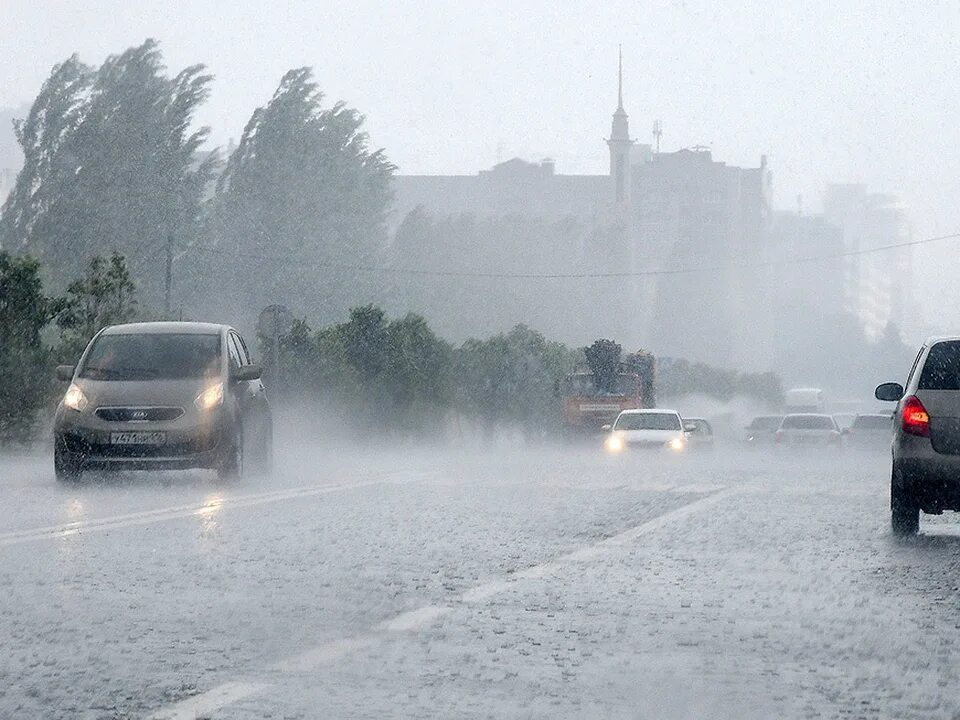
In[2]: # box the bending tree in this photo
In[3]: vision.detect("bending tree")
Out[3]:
[207,67,395,325]
[0,40,216,309]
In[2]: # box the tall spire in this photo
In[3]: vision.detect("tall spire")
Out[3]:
[607,45,633,207]
[618,44,623,110]
[609,46,630,142]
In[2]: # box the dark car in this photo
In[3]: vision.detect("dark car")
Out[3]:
[877,337,960,534]
[683,417,715,450]
[53,322,272,482]
[744,415,784,445]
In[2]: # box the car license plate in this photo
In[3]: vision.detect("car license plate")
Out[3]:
[110,431,165,445]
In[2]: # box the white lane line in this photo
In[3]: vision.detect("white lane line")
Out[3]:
[376,605,452,632]
[460,486,739,601]
[0,473,437,548]
[147,486,736,719]
[149,681,270,720]
[672,482,727,494]
[271,636,380,675]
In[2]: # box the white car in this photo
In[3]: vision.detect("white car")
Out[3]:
[603,409,687,453]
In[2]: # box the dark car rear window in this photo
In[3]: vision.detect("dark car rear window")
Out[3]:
[750,416,783,430]
[918,342,960,390]
[852,415,891,430]
[781,415,835,430]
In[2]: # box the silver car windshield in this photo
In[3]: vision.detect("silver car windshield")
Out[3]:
[79,333,221,381]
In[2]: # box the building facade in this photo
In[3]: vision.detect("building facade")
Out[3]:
[823,184,914,339]
[390,59,773,368]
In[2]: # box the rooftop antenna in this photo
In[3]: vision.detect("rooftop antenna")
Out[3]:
[653,119,662,154]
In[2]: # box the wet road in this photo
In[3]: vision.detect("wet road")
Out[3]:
[2,442,960,719]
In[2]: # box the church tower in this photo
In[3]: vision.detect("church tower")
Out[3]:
[606,46,634,208]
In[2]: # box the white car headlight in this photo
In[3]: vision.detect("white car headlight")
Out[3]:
[195,382,224,410]
[668,436,686,452]
[63,383,88,412]
[605,434,625,453]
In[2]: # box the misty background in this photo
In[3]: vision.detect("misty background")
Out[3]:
[1,0,957,404]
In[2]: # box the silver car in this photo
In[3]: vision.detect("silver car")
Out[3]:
[774,413,843,448]
[877,337,960,535]
[53,322,272,482]
[845,413,893,450]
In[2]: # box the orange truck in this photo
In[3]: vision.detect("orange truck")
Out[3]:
[561,352,656,434]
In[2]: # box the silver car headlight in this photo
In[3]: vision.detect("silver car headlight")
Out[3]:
[63,383,88,412]
[195,382,224,411]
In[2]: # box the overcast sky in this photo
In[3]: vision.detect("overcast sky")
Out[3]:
[2,0,959,332]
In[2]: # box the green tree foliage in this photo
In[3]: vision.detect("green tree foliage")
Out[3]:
[268,306,451,434]
[207,68,394,325]
[0,253,58,441]
[339,305,390,383]
[56,252,137,362]
[0,40,216,307]
[584,339,622,393]
[455,325,581,434]
[382,313,451,427]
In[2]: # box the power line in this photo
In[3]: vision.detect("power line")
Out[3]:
[184,230,960,280]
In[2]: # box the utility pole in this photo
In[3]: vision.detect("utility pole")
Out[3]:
[164,232,173,316]
[653,120,662,154]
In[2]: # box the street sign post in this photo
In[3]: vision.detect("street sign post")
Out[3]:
[257,304,294,389]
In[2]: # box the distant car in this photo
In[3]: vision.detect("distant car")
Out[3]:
[877,337,960,535]
[846,413,892,450]
[832,413,857,431]
[775,413,843,448]
[784,387,825,414]
[53,322,273,483]
[603,409,687,453]
[682,417,715,450]
[744,415,784,445]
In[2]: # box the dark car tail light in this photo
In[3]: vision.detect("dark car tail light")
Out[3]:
[901,395,930,437]
[775,430,784,443]
[828,430,841,443]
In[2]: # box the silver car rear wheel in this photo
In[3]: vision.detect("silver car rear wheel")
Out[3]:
[891,464,919,536]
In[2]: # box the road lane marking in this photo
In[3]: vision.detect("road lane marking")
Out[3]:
[271,636,380,675]
[376,605,453,632]
[0,472,704,549]
[460,486,739,601]
[672,482,727,494]
[150,681,270,720]
[0,473,438,548]
[147,485,737,719]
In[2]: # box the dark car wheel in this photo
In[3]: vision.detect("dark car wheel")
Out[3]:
[54,442,82,484]
[891,463,919,536]
[217,429,244,481]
